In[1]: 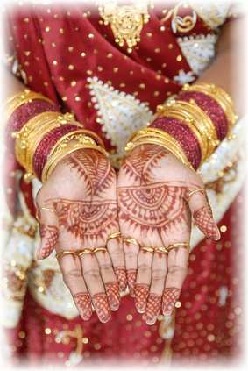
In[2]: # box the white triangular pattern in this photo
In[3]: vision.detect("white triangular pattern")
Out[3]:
[88,76,153,159]
[177,34,217,75]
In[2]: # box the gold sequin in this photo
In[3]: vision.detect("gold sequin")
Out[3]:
[160,25,166,31]
[146,32,153,38]
[80,52,86,57]
[87,70,93,75]
[97,66,103,72]
[59,28,64,34]
[153,91,160,97]
[68,46,74,52]
[139,83,145,89]
[68,65,74,70]
[62,97,67,101]
[52,42,56,48]
[155,48,160,53]
[24,18,30,23]
[74,96,81,102]
[45,328,52,335]
[71,81,76,87]
[45,26,50,32]
[220,225,227,233]
[88,33,94,39]
[18,331,25,339]
[107,53,113,58]
[113,67,119,73]
[176,54,182,62]
[53,61,58,66]
[168,43,174,49]
[126,314,133,321]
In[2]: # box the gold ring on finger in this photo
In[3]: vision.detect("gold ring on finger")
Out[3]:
[94,246,108,253]
[40,207,55,212]
[166,243,189,253]
[186,188,205,201]
[55,251,77,260]
[154,246,168,254]
[140,246,154,253]
[106,232,122,243]
[78,248,94,256]
[123,237,139,247]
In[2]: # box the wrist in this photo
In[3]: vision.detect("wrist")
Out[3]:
[6,89,108,183]
[125,82,237,170]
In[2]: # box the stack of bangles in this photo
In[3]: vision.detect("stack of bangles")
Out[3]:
[5,89,108,183]
[125,82,238,170]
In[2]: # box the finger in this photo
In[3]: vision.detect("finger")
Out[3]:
[81,253,111,323]
[107,236,127,292]
[95,250,120,311]
[134,250,153,313]
[187,189,220,240]
[144,252,167,325]
[162,247,189,316]
[36,206,59,260]
[58,253,92,320]
[123,238,139,296]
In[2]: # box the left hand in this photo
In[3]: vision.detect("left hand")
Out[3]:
[117,144,220,325]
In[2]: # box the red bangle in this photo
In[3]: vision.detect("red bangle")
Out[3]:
[150,117,202,169]
[33,124,81,180]
[8,99,58,135]
[177,90,228,140]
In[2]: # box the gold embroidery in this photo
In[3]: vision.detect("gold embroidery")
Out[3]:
[99,2,150,53]
[161,3,197,33]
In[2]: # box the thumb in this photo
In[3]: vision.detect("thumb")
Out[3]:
[186,188,220,241]
[36,206,59,260]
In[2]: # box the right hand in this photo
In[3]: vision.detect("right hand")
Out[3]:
[35,148,126,323]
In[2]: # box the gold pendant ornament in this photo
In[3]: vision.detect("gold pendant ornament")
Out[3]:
[99,1,150,53]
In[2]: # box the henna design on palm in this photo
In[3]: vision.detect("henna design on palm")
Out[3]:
[53,199,117,241]
[37,149,121,323]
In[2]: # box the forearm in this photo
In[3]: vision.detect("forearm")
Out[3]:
[4,76,108,183]
[197,17,244,115]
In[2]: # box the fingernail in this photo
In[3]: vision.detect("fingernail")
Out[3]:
[144,294,161,325]
[134,284,149,313]
[127,269,137,296]
[144,316,157,325]
[162,288,180,316]
[74,293,92,320]
[106,282,120,311]
[115,268,127,292]
[93,294,111,323]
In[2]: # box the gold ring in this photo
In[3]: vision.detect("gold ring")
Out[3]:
[123,238,139,247]
[94,247,108,253]
[154,246,168,254]
[78,248,94,256]
[55,251,76,260]
[106,232,122,243]
[187,188,205,201]
[40,207,55,212]
[140,246,154,253]
[166,243,189,253]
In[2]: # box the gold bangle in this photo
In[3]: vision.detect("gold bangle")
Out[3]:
[155,106,209,161]
[5,89,53,119]
[183,83,237,130]
[125,128,194,170]
[162,101,219,159]
[15,112,81,175]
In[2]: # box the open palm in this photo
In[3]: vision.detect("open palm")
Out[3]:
[117,144,220,325]
[36,148,126,323]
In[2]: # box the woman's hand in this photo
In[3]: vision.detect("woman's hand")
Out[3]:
[117,144,220,325]
[36,148,126,323]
